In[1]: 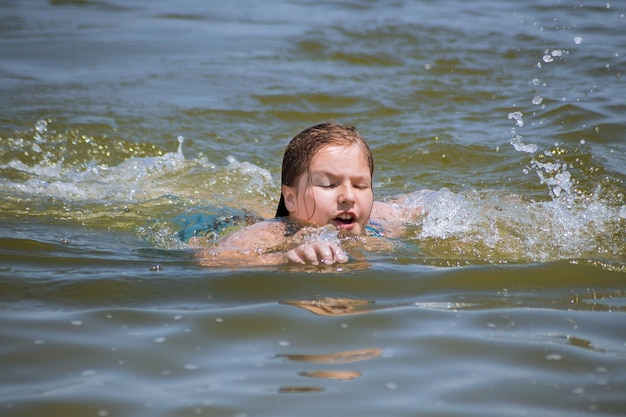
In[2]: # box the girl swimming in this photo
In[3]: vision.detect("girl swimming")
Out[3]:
[193,121,413,267]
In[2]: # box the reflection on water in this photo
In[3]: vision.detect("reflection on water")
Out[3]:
[571,289,626,312]
[278,386,325,394]
[276,348,382,392]
[276,348,383,364]
[282,297,376,316]
[298,370,362,381]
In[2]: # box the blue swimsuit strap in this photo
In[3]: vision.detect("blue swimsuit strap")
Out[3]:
[365,220,386,237]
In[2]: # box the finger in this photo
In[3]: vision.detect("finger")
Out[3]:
[292,244,319,265]
[286,249,306,264]
[314,243,334,265]
[328,243,348,263]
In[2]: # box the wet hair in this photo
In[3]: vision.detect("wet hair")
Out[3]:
[275,121,374,217]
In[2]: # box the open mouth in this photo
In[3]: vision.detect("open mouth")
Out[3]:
[334,213,356,226]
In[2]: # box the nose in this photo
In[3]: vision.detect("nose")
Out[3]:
[338,182,355,204]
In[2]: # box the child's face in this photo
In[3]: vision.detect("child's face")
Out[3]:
[283,144,374,235]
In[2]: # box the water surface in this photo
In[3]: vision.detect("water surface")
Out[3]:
[1,0,625,416]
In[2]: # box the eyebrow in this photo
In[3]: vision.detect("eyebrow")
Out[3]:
[310,169,370,178]
[309,170,372,186]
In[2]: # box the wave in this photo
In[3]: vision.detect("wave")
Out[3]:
[1,119,624,268]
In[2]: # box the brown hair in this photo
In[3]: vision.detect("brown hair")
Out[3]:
[275,121,374,217]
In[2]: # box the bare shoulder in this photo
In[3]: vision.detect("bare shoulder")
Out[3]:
[371,201,400,220]
[370,197,425,238]
[372,195,424,220]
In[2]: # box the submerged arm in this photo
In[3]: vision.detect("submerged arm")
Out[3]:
[192,220,348,267]
[192,221,286,267]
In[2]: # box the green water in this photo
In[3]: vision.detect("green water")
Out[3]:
[1,0,625,416]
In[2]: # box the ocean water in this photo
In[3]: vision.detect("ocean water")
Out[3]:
[1,0,625,416]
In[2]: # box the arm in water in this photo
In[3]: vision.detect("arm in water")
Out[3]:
[191,220,348,267]
[190,198,425,267]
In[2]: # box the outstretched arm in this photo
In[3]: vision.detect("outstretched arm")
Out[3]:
[192,221,349,267]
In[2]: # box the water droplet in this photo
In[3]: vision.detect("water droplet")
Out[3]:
[543,54,554,63]
[532,96,543,105]
[385,382,398,390]
[546,353,563,360]
[176,136,185,159]
[150,264,162,272]
[507,111,524,127]
[35,119,47,134]
[510,137,537,154]
[574,36,583,45]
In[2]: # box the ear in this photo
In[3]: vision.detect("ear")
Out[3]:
[282,185,297,213]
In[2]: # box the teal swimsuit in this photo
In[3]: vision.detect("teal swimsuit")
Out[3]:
[365,220,386,237]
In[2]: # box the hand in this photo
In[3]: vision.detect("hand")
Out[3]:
[286,241,348,265]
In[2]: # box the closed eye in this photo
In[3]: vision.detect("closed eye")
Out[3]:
[316,183,370,189]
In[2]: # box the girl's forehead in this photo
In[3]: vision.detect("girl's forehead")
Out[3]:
[311,144,368,163]
[308,144,372,176]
